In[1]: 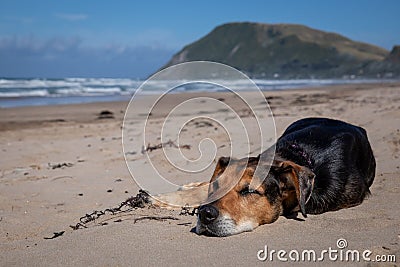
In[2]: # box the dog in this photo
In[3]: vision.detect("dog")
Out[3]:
[195,117,376,236]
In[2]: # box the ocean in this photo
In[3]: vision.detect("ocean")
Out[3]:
[0,77,390,108]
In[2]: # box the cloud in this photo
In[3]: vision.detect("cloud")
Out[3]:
[0,35,83,55]
[0,35,175,78]
[55,13,88,21]
[1,15,34,24]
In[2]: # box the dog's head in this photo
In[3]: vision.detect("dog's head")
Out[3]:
[196,156,315,236]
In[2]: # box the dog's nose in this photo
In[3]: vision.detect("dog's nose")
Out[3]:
[198,205,219,225]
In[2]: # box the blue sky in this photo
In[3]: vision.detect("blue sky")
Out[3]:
[1,0,399,78]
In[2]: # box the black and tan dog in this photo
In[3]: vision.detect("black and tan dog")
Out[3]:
[196,117,376,236]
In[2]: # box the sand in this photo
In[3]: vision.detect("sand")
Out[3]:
[0,83,399,266]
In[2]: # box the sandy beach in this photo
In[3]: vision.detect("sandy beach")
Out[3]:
[1,83,399,266]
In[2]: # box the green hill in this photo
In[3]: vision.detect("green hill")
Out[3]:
[161,22,398,78]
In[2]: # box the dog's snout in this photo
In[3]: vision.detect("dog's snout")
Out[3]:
[198,205,219,225]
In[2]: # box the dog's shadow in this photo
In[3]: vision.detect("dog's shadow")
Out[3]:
[190,212,305,237]
[283,212,305,221]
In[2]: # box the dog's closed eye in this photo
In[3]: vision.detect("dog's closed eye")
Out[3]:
[239,185,261,196]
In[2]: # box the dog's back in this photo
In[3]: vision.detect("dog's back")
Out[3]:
[275,118,376,214]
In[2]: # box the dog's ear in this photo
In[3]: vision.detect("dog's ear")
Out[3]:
[210,157,231,182]
[272,160,315,217]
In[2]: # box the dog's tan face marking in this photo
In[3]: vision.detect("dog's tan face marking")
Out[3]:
[197,157,315,236]
[213,168,279,227]
[196,158,282,236]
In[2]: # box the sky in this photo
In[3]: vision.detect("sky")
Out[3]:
[1,0,399,78]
